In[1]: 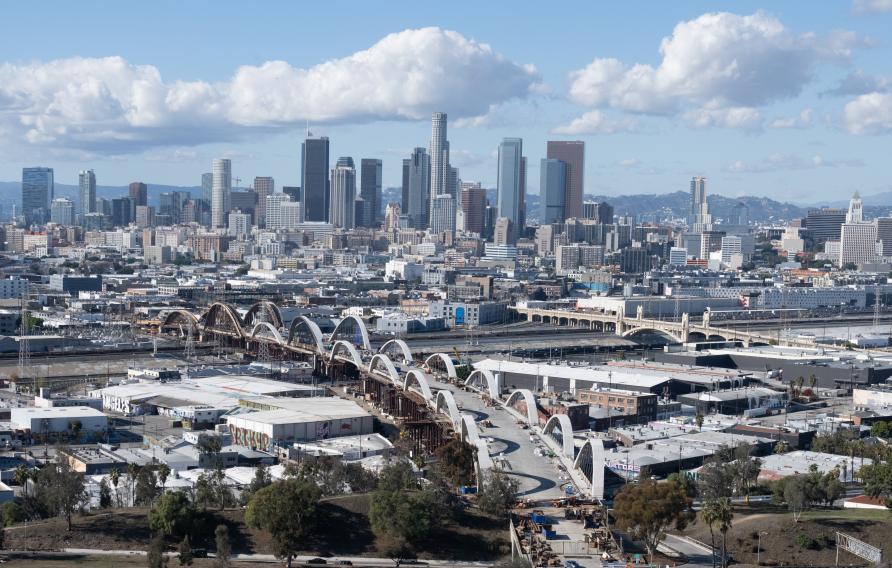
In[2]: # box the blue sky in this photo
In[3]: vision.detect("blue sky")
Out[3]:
[1,1,891,203]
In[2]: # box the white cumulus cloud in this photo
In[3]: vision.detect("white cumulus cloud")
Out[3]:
[844,92,892,134]
[0,27,541,155]
[551,110,637,135]
[853,0,892,13]
[768,108,814,129]
[565,11,862,130]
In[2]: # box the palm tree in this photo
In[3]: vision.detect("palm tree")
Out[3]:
[109,468,121,508]
[127,463,139,507]
[695,413,705,432]
[156,463,171,496]
[14,464,30,498]
[701,500,719,568]
[701,498,733,568]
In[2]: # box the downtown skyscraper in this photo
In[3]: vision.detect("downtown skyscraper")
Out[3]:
[428,112,453,233]
[546,140,585,220]
[329,157,356,230]
[302,136,330,222]
[401,148,430,229]
[22,167,53,225]
[211,158,231,228]
[253,176,274,227]
[690,176,706,224]
[78,169,97,220]
[359,159,382,228]
[129,181,147,207]
[540,158,568,225]
[496,138,524,235]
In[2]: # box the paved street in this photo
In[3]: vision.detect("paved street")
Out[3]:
[427,375,568,500]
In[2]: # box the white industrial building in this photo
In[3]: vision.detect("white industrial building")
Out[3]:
[11,407,108,438]
[226,397,373,452]
[92,375,325,422]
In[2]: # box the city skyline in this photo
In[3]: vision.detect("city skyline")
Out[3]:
[0,2,890,202]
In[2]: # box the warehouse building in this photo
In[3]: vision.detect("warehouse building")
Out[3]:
[225,397,373,452]
[11,407,108,441]
[473,358,748,397]
[677,386,788,416]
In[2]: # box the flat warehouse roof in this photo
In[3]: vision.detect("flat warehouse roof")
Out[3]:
[474,359,670,389]
[227,397,371,426]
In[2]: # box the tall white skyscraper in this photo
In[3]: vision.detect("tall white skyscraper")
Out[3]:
[211,158,231,228]
[78,169,96,219]
[846,191,863,223]
[329,157,356,229]
[428,112,452,231]
[265,193,291,230]
[840,191,876,266]
[496,138,523,235]
[430,194,455,235]
[690,176,706,224]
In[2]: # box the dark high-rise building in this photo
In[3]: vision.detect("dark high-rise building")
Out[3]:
[518,156,527,231]
[111,197,135,227]
[496,138,523,232]
[282,187,301,203]
[22,167,54,225]
[402,148,430,228]
[201,173,213,203]
[360,159,382,227]
[806,208,846,246]
[160,191,188,224]
[229,191,258,225]
[252,176,274,226]
[301,136,330,222]
[461,183,486,234]
[546,141,585,219]
[620,247,650,273]
[540,159,567,225]
[129,182,148,207]
[877,218,892,257]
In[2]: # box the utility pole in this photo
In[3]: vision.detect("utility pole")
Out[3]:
[18,288,30,381]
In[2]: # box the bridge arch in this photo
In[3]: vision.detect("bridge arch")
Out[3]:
[379,339,412,363]
[202,302,245,337]
[249,321,285,345]
[465,369,500,400]
[328,340,364,369]
[506,389,539,426]
[460,415,493,472]
[160,309,199,334]
[368,353,401,384]
[435,390,461,429]
[243,300,284,329]
[424,353,457,380]
[330,315,371,350]
[287,316,326,354]
[543,414,575,459]
[403,369,434,401]
[573,438,606,499]
[621,327,684,343]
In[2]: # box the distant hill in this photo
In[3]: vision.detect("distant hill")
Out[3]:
[587,190,808,222]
